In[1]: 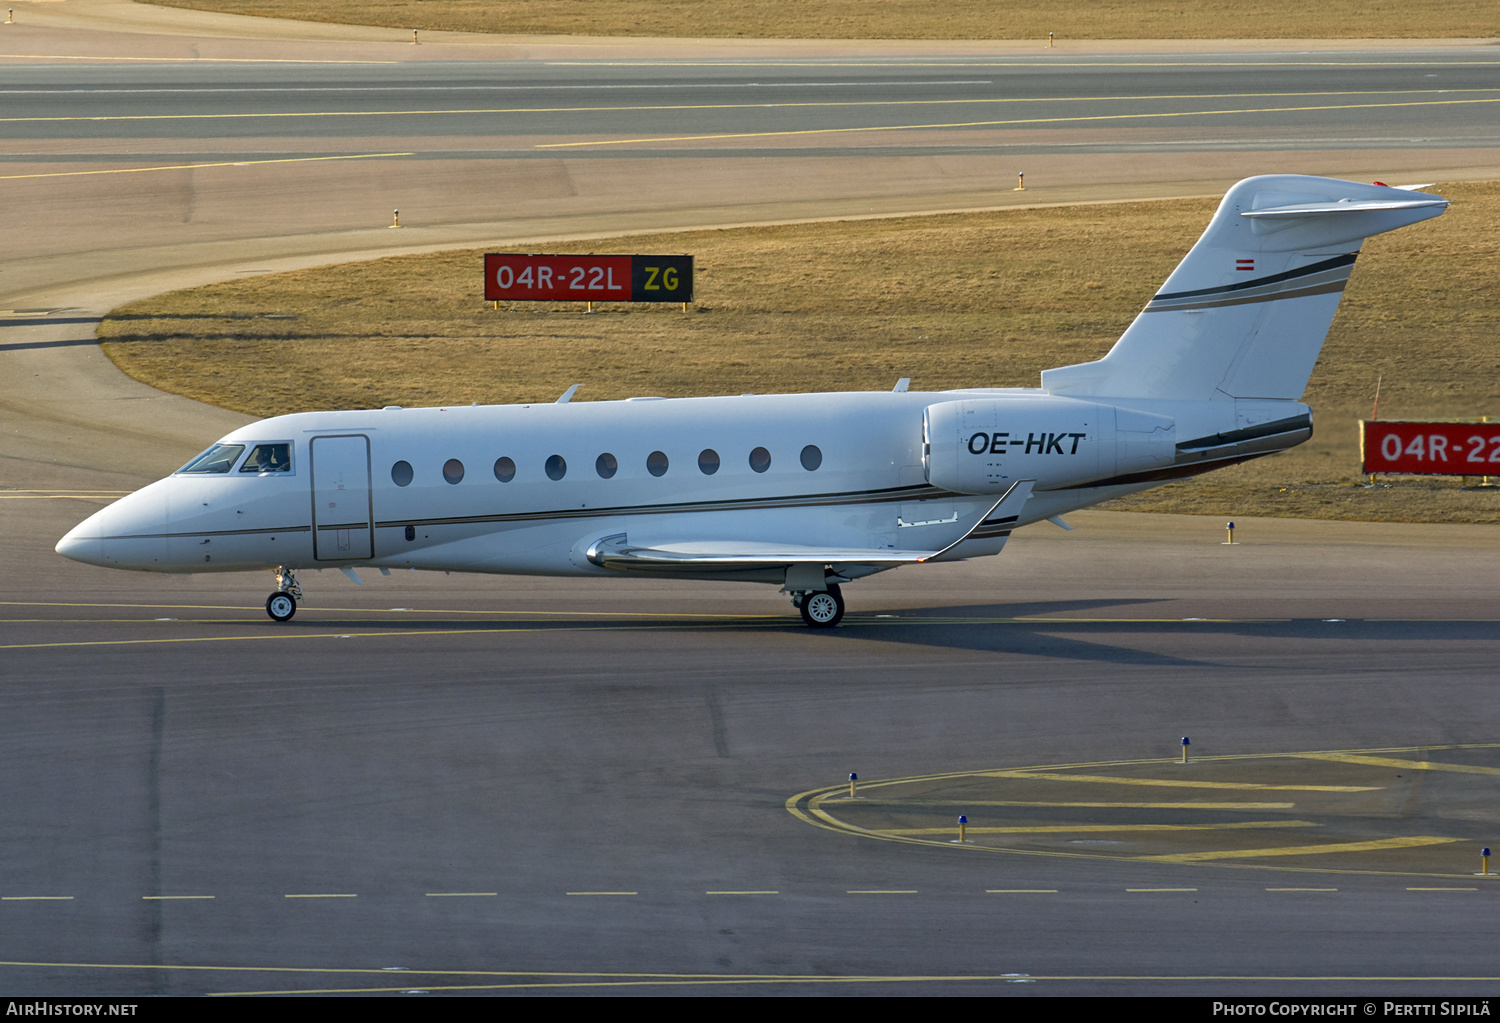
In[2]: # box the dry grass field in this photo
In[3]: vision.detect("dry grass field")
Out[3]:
[141,0,1500,41]
[99,181,1500,523]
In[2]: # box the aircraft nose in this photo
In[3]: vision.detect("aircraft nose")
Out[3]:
[55,521,105,566]
[55,484,169,569]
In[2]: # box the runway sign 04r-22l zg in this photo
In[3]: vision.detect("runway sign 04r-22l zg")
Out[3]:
[1361,419,1500,475]
[484,254,694,303]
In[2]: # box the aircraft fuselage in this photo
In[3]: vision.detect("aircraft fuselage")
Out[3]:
[56,388,1307,584]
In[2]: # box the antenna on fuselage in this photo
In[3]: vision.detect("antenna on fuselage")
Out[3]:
[556,384,580,404]
[892,377,910,392]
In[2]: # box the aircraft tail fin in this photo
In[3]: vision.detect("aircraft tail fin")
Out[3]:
[1040,175,1448,402]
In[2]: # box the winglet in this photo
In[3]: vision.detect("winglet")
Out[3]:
[921,479,1035,562]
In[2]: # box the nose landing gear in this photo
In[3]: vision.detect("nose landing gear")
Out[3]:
[266,566,303,622]
[794,584,844,628]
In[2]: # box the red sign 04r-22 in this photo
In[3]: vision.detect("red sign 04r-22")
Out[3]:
[484,254,693,304]
[1361,419,1500,475]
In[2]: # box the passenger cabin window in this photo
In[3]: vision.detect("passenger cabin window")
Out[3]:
[178,443,245,474]
[800,445,822,471]
[698,449,720,475]
[596,453,618,479]
[391,460,414,487]
[494,457,515,483]
[240,443,291,474]
[443,459,465,485]
[749,446,771,473]
[546,455,567,481]
[647,451,669,477]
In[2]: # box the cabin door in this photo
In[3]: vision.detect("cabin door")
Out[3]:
[310,434,373,560]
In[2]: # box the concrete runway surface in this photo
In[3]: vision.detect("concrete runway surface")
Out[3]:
[2,0,1499,996]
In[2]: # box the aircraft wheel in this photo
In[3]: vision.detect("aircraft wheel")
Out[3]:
[266,591,297,622]
[799,585,844,628]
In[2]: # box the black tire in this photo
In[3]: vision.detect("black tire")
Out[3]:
[799,585,844,628]
[266,591,297,622]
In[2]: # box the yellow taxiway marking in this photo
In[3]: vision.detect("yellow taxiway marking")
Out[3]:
[142,896,214,900]
[2,87,1491,126]
[1,618,273,624]
[848,800,1296,810]
[566,892,637,896]
[1291,753,1500,776]
[879,616,1277,623]
[0,490,128,498]
[1144,836,1462,863]
[538,94,1500,148]
[1127,888,1198,892]
[283,894,356,899]
[9,960,1500,995]
[1267,888,1338,892]
[199,974,1500,994]
[984,771,1379,792]
[847,890,918,894]
[789,745,1500,875]
[0,599,776,618]
[0,152,413,182]
[794,745,1500,794]
[0,54,397,64]
[706,891,779,895]
[5,598,1485,629]
[549,59,1500,68]
[0,620,791,651]
[1,896,72,901]
[425,893,497,897]
[878,820,1317,836]
[1407,887,1479,892]
[986,889,1058,893]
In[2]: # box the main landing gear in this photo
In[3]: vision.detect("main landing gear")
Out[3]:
[792,584,845,628]
[266,566,302,622]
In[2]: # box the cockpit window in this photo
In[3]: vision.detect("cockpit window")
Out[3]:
[240,443,292,474]
[177,443,246,474]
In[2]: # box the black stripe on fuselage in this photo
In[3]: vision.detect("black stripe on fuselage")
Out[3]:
[1177,414,1313,453]
[1149,253,1357,304]
[100,483,957,541]
[1048,450,1270,491]
[376,482,953,531]
[104,524,312,540]
[1145,278,1349,313]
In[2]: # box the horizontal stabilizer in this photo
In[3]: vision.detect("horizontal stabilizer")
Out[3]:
[1242,197,1447,218]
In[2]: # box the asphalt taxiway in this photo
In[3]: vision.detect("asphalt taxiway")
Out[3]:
[2,0,1499,996]
[8,497,1500,994]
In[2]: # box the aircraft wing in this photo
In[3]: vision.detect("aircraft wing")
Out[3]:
[585,479,1035,572]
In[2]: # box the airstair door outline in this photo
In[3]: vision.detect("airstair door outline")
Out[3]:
[311,434,373,560]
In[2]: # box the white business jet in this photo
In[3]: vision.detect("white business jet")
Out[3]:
[57,175,1447,627]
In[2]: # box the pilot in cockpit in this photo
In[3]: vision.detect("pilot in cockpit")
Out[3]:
[240,442,291,474]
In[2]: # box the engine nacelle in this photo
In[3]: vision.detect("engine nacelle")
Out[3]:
[923,397,1175,494]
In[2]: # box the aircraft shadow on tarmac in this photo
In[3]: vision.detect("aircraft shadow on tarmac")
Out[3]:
[251,596,1226,669]
[827,601,1495,666]
[199,595,1495,670]
[837,600,1234,667]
